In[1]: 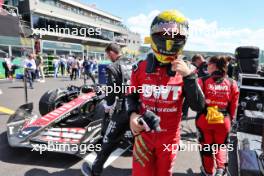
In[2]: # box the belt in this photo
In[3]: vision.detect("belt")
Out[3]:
[201,107,229,116]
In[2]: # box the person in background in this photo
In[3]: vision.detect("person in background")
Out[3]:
[2,54,12,79]
[92,58,98,76]
[226,55,236,79]
[2,55,18,80]
[67,55,74,75]
[2,55,8,79]
[196,55,239,176]
[77,56,84,79]
[70,56,78,80]
[182,54,209,119]
[24,53,36,89]
[81,43,131,176]
[83,57,95,83]
[52,56,60,78]
[60,55,67,77]
[192,54,209,77]
[37,53,45,82]
[35,54,41,81]
[9,56,20,80]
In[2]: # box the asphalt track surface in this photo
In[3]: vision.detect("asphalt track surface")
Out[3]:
[0,77,238,176]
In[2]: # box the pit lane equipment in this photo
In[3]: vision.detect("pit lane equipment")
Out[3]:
[234,46,264,176]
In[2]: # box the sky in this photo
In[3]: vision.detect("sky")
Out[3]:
[82,0,264,52]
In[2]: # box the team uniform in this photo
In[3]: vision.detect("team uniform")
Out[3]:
[127,53,205,176]
[196,71,239,175]
[82,56,130,176]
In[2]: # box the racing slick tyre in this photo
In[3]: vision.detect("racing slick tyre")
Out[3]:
[235,46,260,59]
[39,88,71,116]
[235,46,260,74]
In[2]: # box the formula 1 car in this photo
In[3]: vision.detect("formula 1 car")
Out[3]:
[6,85,113,157]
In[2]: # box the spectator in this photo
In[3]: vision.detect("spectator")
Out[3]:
[35,55,41,81]
[36,54,45,82]
[2,59,8,79]
[2,55,19,80]
[77,56,84,79]
[24,53,36,89]
[59,55,67,77]
[9,56,20,79]
[2,54,12,79]
[70,57,78,80]
[52,56,60,78]
[83,57,95,83]
[92,58,98,76]
[67,55,74,75]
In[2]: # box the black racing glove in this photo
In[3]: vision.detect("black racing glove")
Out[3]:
[137,110,161,132]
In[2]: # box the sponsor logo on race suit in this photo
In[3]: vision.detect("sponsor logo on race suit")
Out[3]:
[142,84,181,101]
[205,99,228,107]
[205,83,230,107]
[208,84,228,91]
[141,103,178,113]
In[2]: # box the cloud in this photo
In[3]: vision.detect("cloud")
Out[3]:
[126,10,264,52]
[126,10,160,40]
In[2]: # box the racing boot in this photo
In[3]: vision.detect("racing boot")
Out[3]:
[81,162,100,176]
[214,168,226,176]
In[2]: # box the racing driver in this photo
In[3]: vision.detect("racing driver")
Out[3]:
[127,10,205,176]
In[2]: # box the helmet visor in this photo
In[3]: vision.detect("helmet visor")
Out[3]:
[151,32,186,55]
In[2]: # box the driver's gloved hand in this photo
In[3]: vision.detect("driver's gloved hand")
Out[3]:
[137,110,161,132]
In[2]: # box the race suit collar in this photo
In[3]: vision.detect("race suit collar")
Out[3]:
[145,52,176,76]
[211,71,225,82]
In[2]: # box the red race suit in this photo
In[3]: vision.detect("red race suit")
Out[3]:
[127,53,205,176]
[196,72,239,175]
